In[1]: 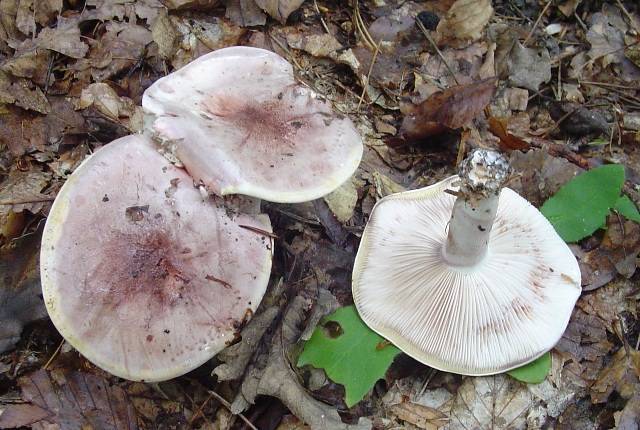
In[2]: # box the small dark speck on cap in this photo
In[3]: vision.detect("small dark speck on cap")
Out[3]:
[102,194,109,202]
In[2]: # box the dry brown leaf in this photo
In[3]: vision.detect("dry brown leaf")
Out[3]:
[390,402,448,430]
[590,347,640,403]
[77,83,143,132]
[0,369,138,429]
[323,178,358,223]
[286,32,343,58]
[488,116,530,151]
[587,10,627,68]
[254,0,304,24]
[15,0,36,36]
[151,9,178,60]
[163,0,218,9]
[0,228,46,353]
[579,216,640,290]
[23,16,89,59]
[436,0,493,48]
[86,21,152,81]
[400,78,496,140]
[0,73,51,114]
[225,0,267,27]
[558,0,582,17]
[616,393,640,429]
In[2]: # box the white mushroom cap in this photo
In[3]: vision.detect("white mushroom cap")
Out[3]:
[41,135,273,382]
[142,46,363,203]
[352,176,581,375]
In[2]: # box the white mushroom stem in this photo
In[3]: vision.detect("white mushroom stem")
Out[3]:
[442,149,510,267]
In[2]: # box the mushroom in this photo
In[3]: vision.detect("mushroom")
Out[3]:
[41,135,273,381]
[352,149,581,375]
[142,46,363,203]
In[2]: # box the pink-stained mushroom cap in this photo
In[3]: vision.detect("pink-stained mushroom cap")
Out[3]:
[40,135,273,382]
[142,46,363,203]
[352,176,581,375]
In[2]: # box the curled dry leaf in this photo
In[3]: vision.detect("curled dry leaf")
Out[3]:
[254,0,304,24]
[436,0,493,48]
[488,116,530,151]
[400,78,496,140]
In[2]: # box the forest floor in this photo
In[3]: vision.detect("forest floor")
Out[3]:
[1,0,640,429]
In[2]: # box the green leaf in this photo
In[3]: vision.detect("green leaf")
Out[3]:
[613,195,640,222]
[507,352,551,384]
[541,164,625,242]
[297,306,401,407]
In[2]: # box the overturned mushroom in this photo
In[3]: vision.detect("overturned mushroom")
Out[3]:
[41,135,273,382]
[352,149,581,375]
[142,46,363,203]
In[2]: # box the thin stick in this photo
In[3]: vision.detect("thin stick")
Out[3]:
[353,0,376,50]
[524,0,552,46]
[43,339,64,370]
[581,81,640,90]
[239,224,279,239]
[0,196,56,205]
[188,392,214,425]
[615,0,640,35]
[415,18,460,85]
[208,391,259,430]
[357,40,380,110]
[313,0,330,35]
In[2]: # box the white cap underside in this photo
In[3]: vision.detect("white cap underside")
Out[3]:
[352,176,581,375]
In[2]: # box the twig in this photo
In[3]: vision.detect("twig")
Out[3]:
[313,0,330,35]
[43,339,64,370]
[357,40,380,110]
[208,390,259,430]
[615,0,640,35]
[188,392,214,425]
[415,18,460,85]
[239,224,279,239]
[574,12,588,33]
[581,81,639,90]
[0,196,56,205]
[523,0,552,46]
[353,0,376,50]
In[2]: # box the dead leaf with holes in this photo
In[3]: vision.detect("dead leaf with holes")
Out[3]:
[400,78,496,140]
[436,0,493,48]
[0,369,138,428]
